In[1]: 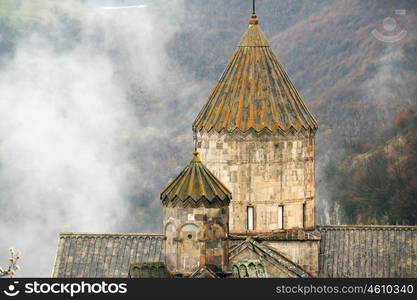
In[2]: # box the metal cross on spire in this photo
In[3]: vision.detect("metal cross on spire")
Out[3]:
[193,128,198,151]
[249,0,258,24]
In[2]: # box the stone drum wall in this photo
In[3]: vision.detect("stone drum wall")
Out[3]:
[163,205,229,274]
[197,130,315,233]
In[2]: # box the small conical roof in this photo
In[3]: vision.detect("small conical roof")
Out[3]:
[193,13,318,134]
[161,152,231,207]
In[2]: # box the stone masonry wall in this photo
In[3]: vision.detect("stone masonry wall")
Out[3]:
[163,206,229,275]
[264,240,320,277]
[197,131,315,233]
[230,246,298,278]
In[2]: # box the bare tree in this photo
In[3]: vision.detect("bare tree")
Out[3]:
[0,248,20,278]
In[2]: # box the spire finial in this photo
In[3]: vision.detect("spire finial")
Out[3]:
[249,0,258,25]
[192,151,201,163]
[193,127,197,151]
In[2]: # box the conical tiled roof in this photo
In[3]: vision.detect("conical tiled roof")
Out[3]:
[193,13,318,134]
[160,152,231,207]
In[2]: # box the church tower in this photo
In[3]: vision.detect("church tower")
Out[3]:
[161,151,231,275]
[193,12,318,234]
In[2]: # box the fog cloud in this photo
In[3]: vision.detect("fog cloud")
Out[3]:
[0,0,203,276]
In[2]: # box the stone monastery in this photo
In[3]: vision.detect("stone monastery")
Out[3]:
[52,11,416,278]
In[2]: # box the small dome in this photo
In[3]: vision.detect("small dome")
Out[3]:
[160,152,232,207]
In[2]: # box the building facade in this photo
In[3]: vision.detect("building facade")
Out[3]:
[192,12,320,277]
[52,12,417,279]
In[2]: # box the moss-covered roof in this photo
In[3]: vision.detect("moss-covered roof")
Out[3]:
[51,226,417,278]
[193,13,317,134]
[160,152,231,207]
[52,233,164,278]
[318,225,417,278]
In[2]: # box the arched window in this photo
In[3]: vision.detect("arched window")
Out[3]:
[248,263,257,277]
[302,202,306,228]
[256,264,266,278]
[247,206,254,230]
[239,265,249,278]
[179,223,200,273]
[278,205,284,229]
[232,265,240,278]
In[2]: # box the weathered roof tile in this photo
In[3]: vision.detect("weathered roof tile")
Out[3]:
[193,14,317,134]
[160,151,231,207]
[52,233,164,278]
[318,225,417,278]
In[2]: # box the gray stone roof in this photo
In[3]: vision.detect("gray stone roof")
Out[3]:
[52,233,164,278]
[52,225,417,278]
[318,225,417,278]
[229,229,321,241]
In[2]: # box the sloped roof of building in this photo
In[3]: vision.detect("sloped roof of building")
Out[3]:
[229,229,321,241]
[318,225,417,278]
[160,151,231,207]
[229,237,311,278]
[193,13,317,134]
[189,265,220,278]
[52,233,164,278]
[51,225,417,278]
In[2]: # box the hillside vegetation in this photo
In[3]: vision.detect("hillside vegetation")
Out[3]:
[323,105,417,224]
